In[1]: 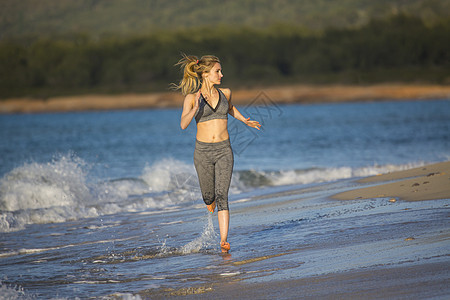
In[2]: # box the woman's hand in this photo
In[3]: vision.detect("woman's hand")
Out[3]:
[180,91,201,130]
[244,118,261,130]
[193,90,201,110]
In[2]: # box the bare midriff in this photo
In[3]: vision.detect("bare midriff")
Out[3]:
[196,119,229,143]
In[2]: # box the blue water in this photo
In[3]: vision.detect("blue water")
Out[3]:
[2,99,449,178]
[0,99,449,298]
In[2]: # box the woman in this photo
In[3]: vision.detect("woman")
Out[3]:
[176,54,261,253]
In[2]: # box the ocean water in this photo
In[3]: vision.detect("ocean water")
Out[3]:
[0,99,449,298]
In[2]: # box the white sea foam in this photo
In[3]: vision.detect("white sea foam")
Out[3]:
[140,158,196,193]
[0,155,99,232]
[0,155,201,232]
[106,293,142,300]
[0,155,90,212]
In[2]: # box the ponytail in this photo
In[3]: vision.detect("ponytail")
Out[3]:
[173,53,220,95]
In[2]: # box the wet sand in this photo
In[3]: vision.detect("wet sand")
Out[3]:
[334,161,450,201]
[1,84,449,113]
[166,262,448,299]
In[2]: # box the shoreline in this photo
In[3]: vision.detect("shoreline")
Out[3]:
[164,261,449,299]
[333,161,450,201]
[1,83,449,114]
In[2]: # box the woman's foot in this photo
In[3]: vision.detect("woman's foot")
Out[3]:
[220,241,230,253]
[206,201,216,213]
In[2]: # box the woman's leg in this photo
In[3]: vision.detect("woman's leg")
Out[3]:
[214,145,233,211]
[218,210,230,252]
[194,149,215,211]
[215,144,234,252]
[195,139,233,252]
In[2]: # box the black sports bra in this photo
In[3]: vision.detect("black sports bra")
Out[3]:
[195,88,229,123]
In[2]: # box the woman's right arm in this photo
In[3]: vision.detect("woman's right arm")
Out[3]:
[180,91,200,130]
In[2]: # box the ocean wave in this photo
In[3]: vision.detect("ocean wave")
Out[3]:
[0,154,426,232]
[0,155,206,232]
[235,162,425,188]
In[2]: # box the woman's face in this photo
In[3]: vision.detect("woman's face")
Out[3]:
[203,63,223,85]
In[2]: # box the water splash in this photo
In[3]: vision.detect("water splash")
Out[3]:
[0,281,32,300]
[180,214,218,254]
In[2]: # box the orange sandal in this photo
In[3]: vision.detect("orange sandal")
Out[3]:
[220,242,230,253]
[206,201,216,214]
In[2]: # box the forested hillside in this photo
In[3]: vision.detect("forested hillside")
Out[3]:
[0,0,449,98]
[1,0,449,38]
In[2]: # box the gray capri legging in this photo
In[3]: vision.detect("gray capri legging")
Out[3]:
[194,139,234,211]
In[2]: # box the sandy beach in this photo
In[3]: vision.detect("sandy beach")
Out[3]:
[334,161,450,201]
[1,84,449,113]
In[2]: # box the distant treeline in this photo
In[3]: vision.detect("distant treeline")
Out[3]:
[1,14,449,98]
[3,0,448,38]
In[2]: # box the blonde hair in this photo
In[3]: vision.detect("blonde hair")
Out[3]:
[173,53,221,95]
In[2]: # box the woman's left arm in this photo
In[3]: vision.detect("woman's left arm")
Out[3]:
[224,88,261,130]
